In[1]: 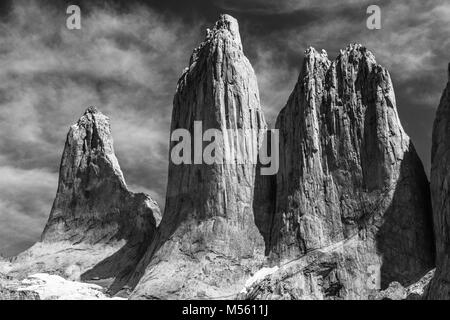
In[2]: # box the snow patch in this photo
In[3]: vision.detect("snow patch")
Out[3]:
[18,273,125,300]
[240,266,279,294]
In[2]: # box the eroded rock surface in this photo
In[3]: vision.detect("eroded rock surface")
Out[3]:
[7,107,161,293]
[2,16,438,301]
[127,14,267,299]
[0,272,40,300]
[252,45,435,299]
[0,272,125,300]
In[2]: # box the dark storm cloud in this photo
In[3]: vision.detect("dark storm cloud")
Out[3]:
[0,0,448,256]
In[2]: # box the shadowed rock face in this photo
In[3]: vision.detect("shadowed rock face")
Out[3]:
[427,65,450,300]
[8,107,161,289]
[127,14,267,299]
[251,45,435,299]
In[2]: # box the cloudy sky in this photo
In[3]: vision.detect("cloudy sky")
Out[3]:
[0,0,448,256]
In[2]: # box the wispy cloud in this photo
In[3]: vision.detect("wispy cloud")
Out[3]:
[1,0,449,256]
[0,166,57,256]
[0,0,204,256]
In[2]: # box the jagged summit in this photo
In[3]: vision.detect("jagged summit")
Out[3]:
[250,44,435,299]
[304,44,379,68]
[304,43,372,56]
[84,105,99,114]
[213,14,242,45]
[186,14,244,77]
[336,43,378,66]
[304,46,328,58]
[339,43,370,53]
[204,13,242,48]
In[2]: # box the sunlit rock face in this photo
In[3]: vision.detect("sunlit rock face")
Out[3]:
[127,14,268,299]
[250,45,435,299]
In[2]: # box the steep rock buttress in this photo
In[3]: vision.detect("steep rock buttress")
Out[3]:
[127,14,267,299]
[427,64,450,300]
[249,45,435,299]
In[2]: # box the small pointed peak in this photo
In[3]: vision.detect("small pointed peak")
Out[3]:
[84,106,100,115]
[305,46,318,55]
[298,47,331,83]
[304,47,328,59]
[213,14,242,46]
[77,106,109,129]
[303,46,330,68]
[188,14,243,69]
[80,106,109,124]
[215,14,239,32]
[339,43,364,54]
[338,43,377,65]
[344,44,371,56]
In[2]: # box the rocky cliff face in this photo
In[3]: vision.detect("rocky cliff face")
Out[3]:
[3,14,438,300]
[8,107,161,291]
[427,64,450,300]
[250,45,435,299]
[42,106,161,246]
[126,14,267,299]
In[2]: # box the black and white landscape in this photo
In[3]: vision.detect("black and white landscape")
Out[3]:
[1,0,450,300]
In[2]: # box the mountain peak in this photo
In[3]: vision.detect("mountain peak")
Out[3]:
[338,43,377,64]
[129,13,266,300]
[42,107,161,244]
[84,106,100,115]
[183,14,246,91]
[8,106,161,293]
[214,14,241,44]
[261,43,435,299]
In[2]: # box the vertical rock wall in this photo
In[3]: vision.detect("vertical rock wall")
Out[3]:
[427,64,450,300]
[250,45,435,298]
[129,15,268,299]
